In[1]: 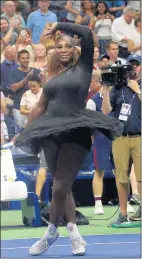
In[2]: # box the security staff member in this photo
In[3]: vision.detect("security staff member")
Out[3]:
[102,54,141,226]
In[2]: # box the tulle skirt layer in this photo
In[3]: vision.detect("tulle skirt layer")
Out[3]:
[16,109,123,155]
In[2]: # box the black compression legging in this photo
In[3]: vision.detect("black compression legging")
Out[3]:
[42,128,91,227]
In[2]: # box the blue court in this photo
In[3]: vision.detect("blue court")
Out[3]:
[1,234,140,258]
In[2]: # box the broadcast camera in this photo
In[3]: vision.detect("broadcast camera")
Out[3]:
[102,61,132,89]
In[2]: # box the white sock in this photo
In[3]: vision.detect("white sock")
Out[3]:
[44,223,57,239]
[66,222,81,240]
[95,195,102,207]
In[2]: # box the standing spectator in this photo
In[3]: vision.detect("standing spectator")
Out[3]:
[75,0,95,29]
[0,17,18,45]
[1,46,18,96]
[65,0,81,23]
[1,1,26,29]
[111,6,135,59]
[27,0,57,44]
[14,0,31,24]
[128,17,141,56]
[106,0,125,18]
[94,2,114,54]
[10,49,40,130]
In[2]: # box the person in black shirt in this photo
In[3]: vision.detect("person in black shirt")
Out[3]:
[16,22,123,256]
[102,54,141,227]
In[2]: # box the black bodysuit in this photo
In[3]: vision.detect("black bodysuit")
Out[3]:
[16,23,123,155]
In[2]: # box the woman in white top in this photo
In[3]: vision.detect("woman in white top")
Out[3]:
[128,16,141,55]
[94,2,114,54]
[20,74,42,123]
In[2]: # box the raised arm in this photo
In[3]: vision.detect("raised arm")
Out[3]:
[56,22,94,71]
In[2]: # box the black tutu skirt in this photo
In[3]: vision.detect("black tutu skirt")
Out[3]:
[16,109,124,155]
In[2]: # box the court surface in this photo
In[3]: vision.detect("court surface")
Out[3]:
[1,206,141,258]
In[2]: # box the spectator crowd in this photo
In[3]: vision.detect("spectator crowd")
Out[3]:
[0,0,141,225]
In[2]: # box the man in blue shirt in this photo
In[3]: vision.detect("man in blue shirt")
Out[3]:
[102,54,141,226]
[27,0,57,44]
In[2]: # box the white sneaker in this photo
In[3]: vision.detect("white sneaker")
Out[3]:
[94,206,104,215]
[127,203,135,213]
[72,237,86,256]
[29,232,59,256]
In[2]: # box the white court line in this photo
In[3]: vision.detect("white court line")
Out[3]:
[1,241,140,250]
[1,233,140,241]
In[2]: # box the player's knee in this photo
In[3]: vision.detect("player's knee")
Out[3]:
[52,181,69,200]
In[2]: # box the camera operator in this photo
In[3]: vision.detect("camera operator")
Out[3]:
[102,54,141,226]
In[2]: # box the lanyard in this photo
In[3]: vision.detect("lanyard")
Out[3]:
[122,88,136,104]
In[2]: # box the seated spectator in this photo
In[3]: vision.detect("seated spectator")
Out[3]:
[65,0,81,23]
[0,17,18,45]
[106,0,125,18]
[94,2,114,54]
[1,1,26,30]
[20,74,42,123]
[14,28,35,65]
[75,0,95,30]
[10,49,40,130]
[106,41,126,65]
[31,44,47,71]
[1,46,18,96]
[111,6,135,59]
[40,22,61,49]
[128,17,140,55]
[27,0,57,44]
